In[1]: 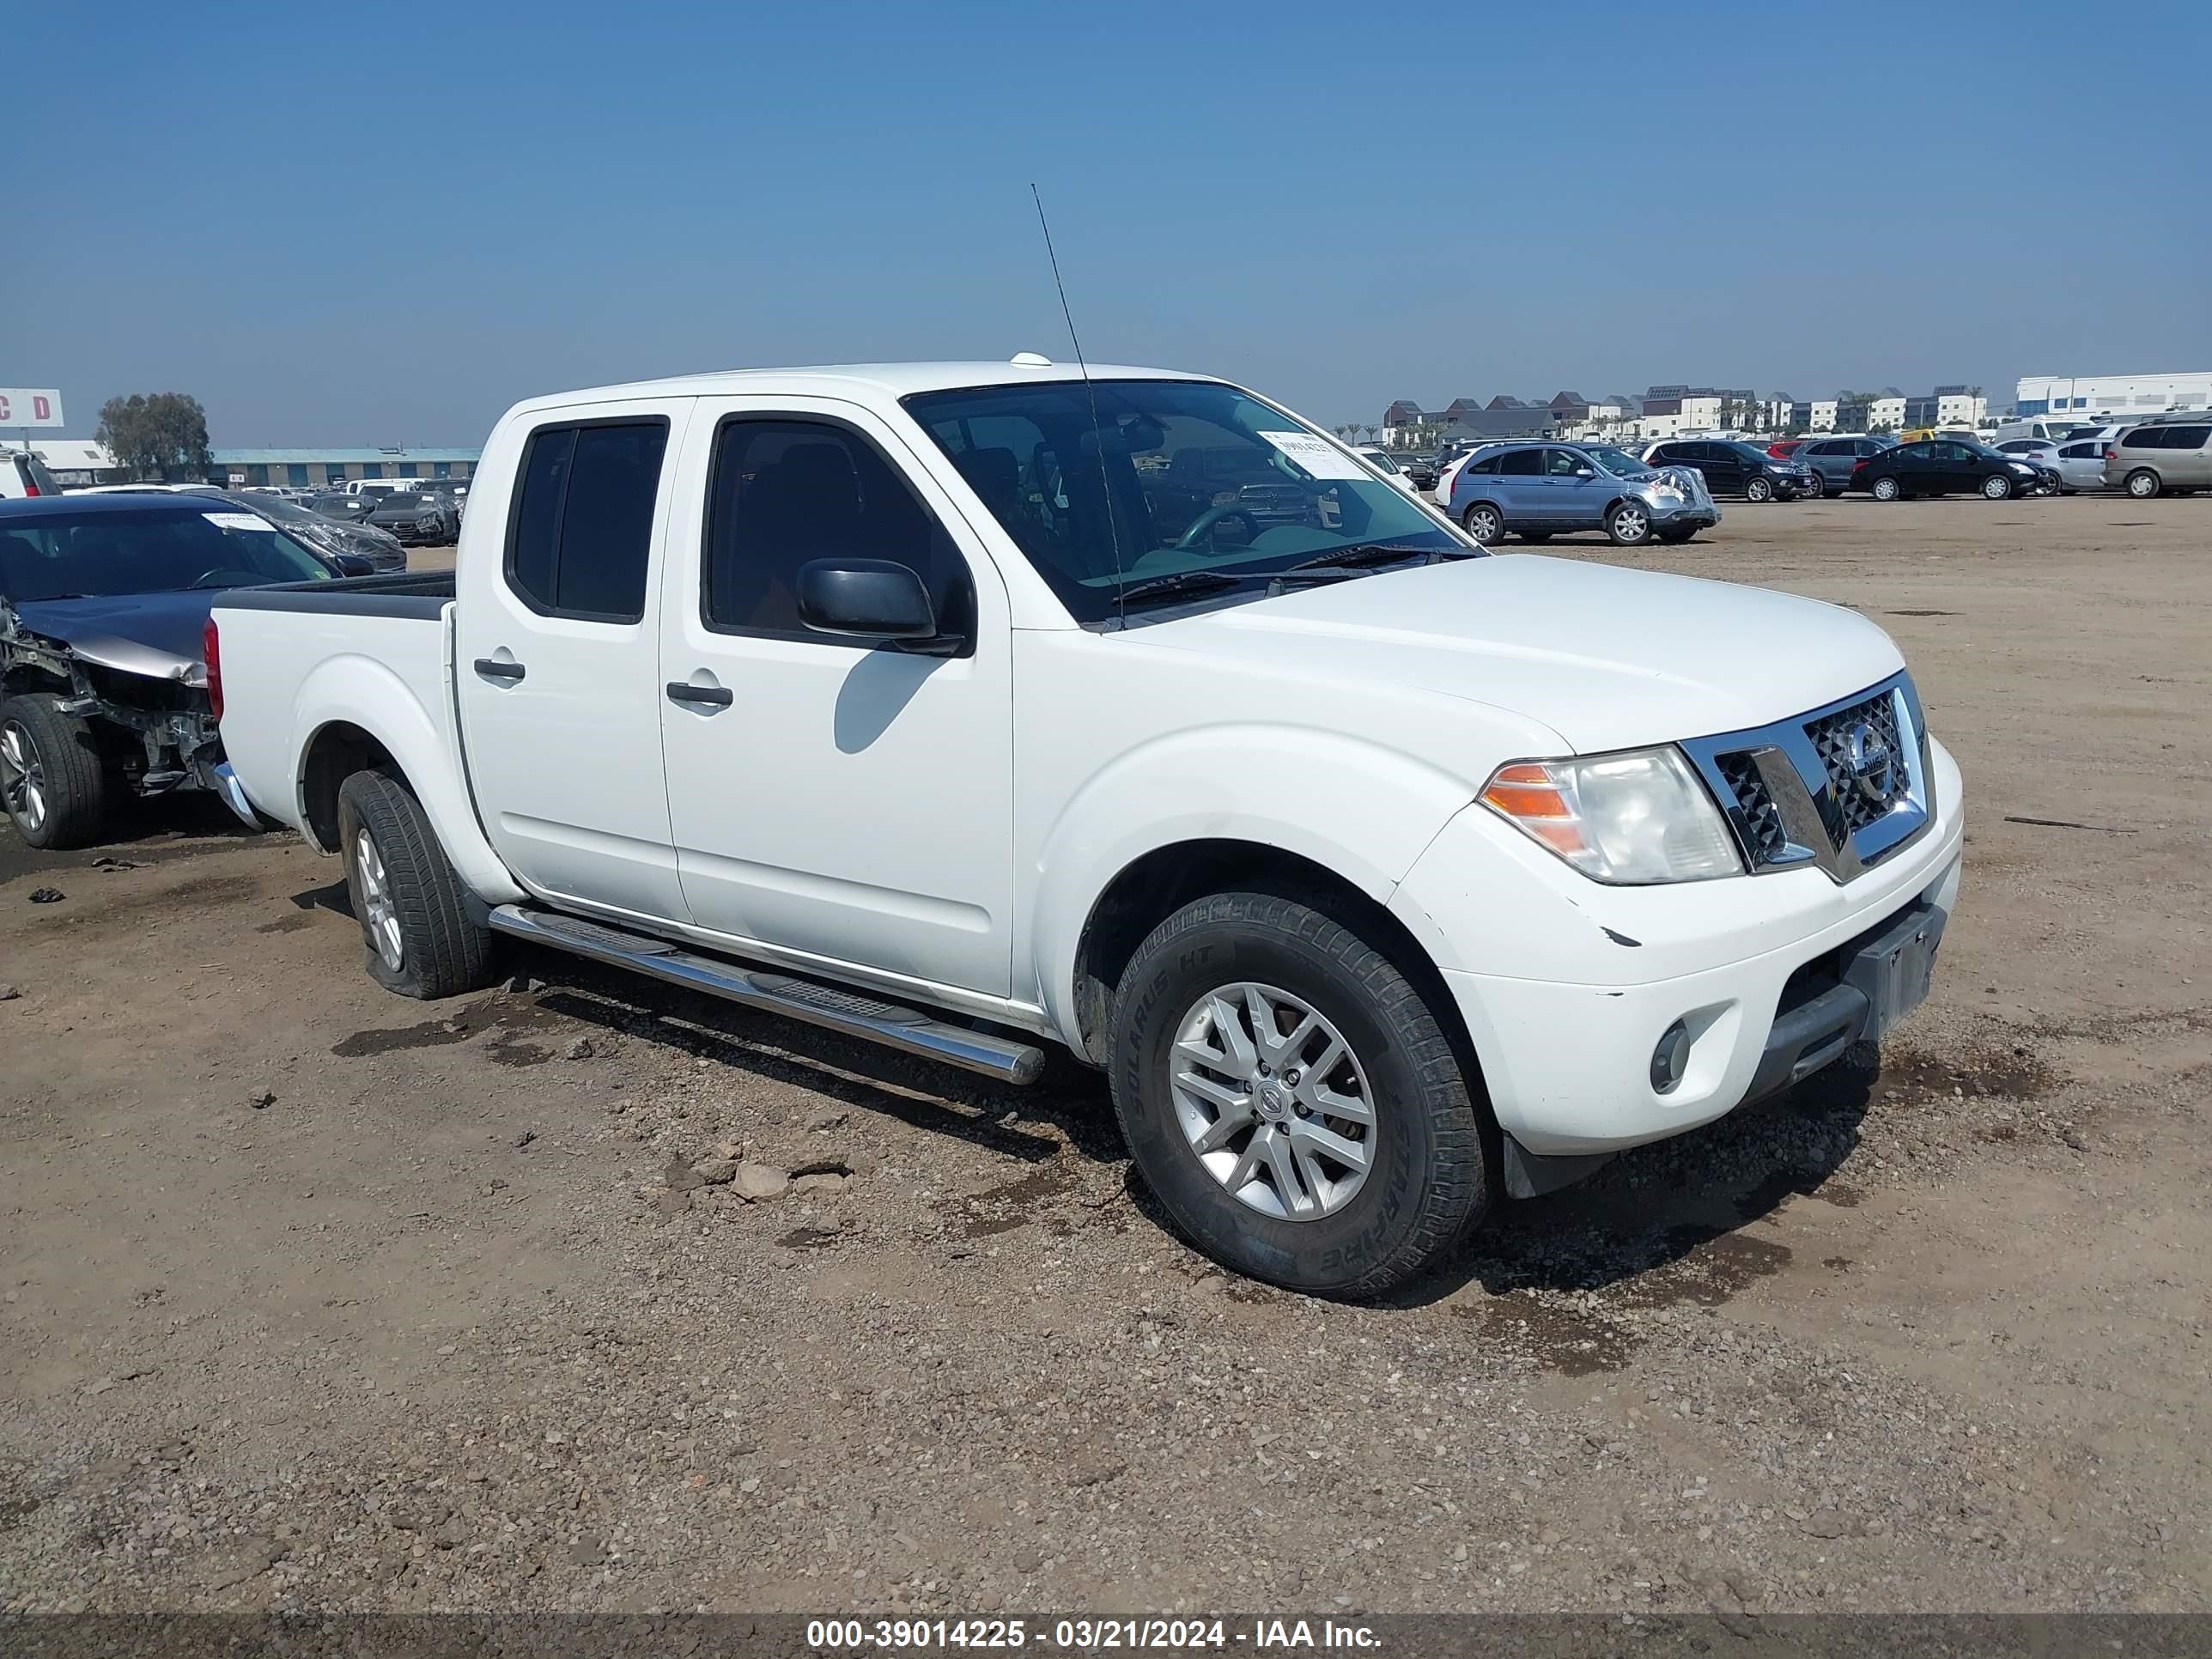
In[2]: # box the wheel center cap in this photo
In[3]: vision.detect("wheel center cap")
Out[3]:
[1256,1083,1289,1119]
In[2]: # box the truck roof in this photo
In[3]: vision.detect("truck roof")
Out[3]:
[499,360,1216,419]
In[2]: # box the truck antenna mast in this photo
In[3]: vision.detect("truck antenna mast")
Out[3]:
[1030,183,1127,624]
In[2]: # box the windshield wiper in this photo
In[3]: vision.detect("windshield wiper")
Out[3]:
[1285,543,1474,573]
[1115,569,1267,608]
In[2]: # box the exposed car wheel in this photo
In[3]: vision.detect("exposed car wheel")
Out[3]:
[1460,501,1502,544]
[1606,501,1652,546]
[336,767,494,1000]
[1109,890,1488,1299]
[1869,476,1902,501]
[0,693,109,849]
[1744,476,1774,503]
[2125,469,2162,499]
[1802,472,1826,498]
[1982,473,2013,500]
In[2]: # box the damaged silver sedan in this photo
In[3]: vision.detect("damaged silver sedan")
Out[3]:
[0,493,333,847]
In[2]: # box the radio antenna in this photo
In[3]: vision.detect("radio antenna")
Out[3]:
[1030,183,1127,624]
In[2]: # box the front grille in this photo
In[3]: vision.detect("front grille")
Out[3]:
[1717,753,1788,865]
[1805,690,1907,833]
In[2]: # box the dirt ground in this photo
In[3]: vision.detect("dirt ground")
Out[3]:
[2,495,2207,1618]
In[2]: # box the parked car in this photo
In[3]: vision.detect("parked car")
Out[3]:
[1448,441,1718,546]
[1353,447,1420,496]
[1795,435,1892,495]
[222,488,406,571]
[0,493,334,847]
[365,490,459,544]
[209,360,1961,1299]
[2,448,64,501]
[1852,440,2052,501]
[1993,439,2064,486]
[2102,422,2212,498]
[1389,453,1437,493]
[1431,442,1496,507]
[2050,437,2116,494]
[308,491,379,526]
[1642,440,1816,502]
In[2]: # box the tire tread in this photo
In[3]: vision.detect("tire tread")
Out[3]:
[1,692,109,849]
[337,767,492,999]
[1110,888,1484,1298]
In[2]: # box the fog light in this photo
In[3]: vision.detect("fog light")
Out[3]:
[1650,1020,1691,1094]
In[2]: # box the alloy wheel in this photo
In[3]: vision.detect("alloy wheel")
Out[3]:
[0,721,46,832]
[353,827,405,972]
[1611,504,1650,544]
[1464,505,1500,543]
[1170,981,1376,1221]
[1983,475,2010,499]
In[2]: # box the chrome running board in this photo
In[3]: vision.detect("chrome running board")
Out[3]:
[487,905,1045,1085]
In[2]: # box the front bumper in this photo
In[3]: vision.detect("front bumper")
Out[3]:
[1399,737,1965,1158]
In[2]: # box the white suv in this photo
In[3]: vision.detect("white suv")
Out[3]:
[0,449,62,500]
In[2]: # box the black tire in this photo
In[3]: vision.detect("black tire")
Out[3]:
[1869,475,1902,501]
[1981,473,2013,500]
[2124,468,2162,500]
[1744,476,1774,503]
[0,693,109,849]
[1802,472,1826,498]
[335,767,494,999]
[1605,500,1653,546]
[1109,890,1487,1299]
[1460,501,1503,544]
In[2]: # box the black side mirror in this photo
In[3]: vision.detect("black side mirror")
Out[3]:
[797,558,941,644]
[330,552,375,577]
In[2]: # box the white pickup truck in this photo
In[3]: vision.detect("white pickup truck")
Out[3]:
[210,361,1962,1297]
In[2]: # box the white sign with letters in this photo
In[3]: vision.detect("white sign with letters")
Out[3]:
[1255,429,1367,480]
[0,388,64,428]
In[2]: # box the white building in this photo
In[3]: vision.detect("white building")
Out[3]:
[1936,387,1986,427]
[2017,370,2212,420]
[1790,398,1838,432]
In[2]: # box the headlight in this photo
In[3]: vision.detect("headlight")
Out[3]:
[2009,462,2034,475]
[1480,748,1741,884]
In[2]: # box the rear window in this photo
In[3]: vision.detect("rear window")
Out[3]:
[15,454,62,495]
[505,420,668,622]
[2161,424,2210,448]
[2119,428,2165,448]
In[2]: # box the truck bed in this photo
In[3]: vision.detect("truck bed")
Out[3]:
[214,569,455,619]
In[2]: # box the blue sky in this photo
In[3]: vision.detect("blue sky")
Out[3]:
[9,1,2209,445]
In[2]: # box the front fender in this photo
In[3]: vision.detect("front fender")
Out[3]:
[1025,724,1477,1039]
[290,653,523,904]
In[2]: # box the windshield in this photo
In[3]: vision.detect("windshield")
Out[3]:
[1581,446,1655,477]
[0,507,332,601]
[377,493,427,509]
[901,379,1466,623]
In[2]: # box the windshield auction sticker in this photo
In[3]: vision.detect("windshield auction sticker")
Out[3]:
[1255,430,1369,480]
[203,512,271,532]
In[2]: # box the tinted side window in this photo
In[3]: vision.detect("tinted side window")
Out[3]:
[1465,455,1499,475]
[2119,428,2163,448]
[703,418,974,647]
[2163,424,2211,448]
[1544,448,1583,477]
[1498,448,1542,477]
[506,420,667,622]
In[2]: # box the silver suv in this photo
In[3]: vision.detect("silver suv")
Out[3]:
[1447,441,1719,546]
[2104,422,2212,498]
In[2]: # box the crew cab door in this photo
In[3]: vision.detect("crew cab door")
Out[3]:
[655,398,1014,996]
[455,399,692,920]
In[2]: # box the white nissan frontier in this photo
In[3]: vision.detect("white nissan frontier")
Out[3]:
[208,361,1963,1297]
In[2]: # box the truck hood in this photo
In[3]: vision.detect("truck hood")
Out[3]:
[7,591,216,683]
[1141,553,1905,753]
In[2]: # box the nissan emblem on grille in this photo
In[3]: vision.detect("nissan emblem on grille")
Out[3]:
[1842,720,1894,804]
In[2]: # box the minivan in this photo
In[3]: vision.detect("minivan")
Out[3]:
[2103,422,2212,498]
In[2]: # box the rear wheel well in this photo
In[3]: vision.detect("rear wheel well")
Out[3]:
[1070,841,1486,1103]
[301,721,394,852]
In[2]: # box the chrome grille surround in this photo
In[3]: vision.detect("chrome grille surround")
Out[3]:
[1680,673,1934,884]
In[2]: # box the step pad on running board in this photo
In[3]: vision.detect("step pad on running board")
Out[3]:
[487,905,1043,1084]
